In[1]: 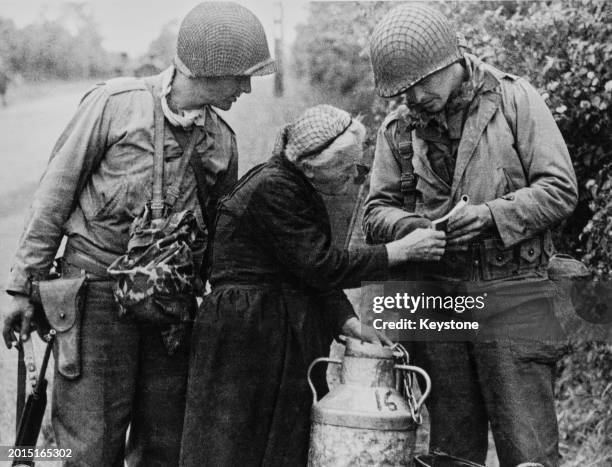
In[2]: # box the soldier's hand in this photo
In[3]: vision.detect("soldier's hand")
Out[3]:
[393,217,433,240]
[386,228,446,265]
[341,317,393,346]
[2,294,35,349]
[447,204,493,246]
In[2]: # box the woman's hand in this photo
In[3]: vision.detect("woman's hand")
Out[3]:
[341,317,393,346]
[385,228,446,266]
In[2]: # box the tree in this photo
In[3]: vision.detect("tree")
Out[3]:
[0,2,113,80]
[146,20,179,70]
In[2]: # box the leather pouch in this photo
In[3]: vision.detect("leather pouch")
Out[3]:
[37,276,87,379]
[547,253,590,281]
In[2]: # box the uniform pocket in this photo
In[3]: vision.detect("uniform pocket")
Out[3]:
[509,338,569,365]
[483,241,516,280]
[507,295,569,364]
[518,238,546,274]
[502,167,517,192]
[94,178,128,219]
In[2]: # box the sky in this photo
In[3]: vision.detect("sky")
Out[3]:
[0,0,312,57]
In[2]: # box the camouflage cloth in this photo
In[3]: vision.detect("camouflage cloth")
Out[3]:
[108,205,206,354]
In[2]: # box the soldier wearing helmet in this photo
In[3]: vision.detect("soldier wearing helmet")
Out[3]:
[2,2,274,465]
[364,4,577,466]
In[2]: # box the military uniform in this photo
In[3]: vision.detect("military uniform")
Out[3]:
[6,70,237,466]
[363,54,578,466]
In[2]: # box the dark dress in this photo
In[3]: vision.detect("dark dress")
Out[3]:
[180,153,389,467]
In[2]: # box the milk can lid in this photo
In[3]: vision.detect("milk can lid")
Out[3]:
[344,337,395,359]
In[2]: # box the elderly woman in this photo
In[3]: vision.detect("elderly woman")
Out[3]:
[180,105,445,466]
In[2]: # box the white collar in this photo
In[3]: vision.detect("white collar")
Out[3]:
[160,65,206,128]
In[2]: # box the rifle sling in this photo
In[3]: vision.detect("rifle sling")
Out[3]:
[16,343,25,435]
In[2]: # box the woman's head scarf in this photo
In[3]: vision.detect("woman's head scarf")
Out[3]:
[273,105,353,162]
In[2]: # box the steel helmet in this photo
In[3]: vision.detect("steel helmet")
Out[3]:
[369,4,463,97]
[175,1,276,78]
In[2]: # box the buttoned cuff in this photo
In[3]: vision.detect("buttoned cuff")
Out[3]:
[5,266,33,296]
[485,198,525,248]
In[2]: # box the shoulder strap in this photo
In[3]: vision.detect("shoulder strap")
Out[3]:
[149,84,166,220]
[383,122,418,212]
[168,125,211,229]
[165,129,201,210]
[188,146,211,229]
[145,81,206,219]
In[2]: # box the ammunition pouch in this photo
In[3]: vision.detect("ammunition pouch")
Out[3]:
[482,231,553,280]
[426,231,554,281]
[31,273,86,380]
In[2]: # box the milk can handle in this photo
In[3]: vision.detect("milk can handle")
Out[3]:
[307,357,342,404]
[394,364,432,413]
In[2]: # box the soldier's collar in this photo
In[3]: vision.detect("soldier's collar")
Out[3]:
[402,55,492,130]
[161,65,207,128]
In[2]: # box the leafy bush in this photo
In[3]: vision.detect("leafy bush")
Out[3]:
[556,342,612,466]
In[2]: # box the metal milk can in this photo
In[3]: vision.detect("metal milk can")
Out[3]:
[307,338,431,466]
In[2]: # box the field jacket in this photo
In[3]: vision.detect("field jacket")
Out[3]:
[364,55,578,253]
[7,73,238,295]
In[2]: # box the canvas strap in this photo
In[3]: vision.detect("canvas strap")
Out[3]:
[15,342,25,435]
[151,86,166,220]
[146,82,201,218]
[384,122,418,212]
[168,124,211,231]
